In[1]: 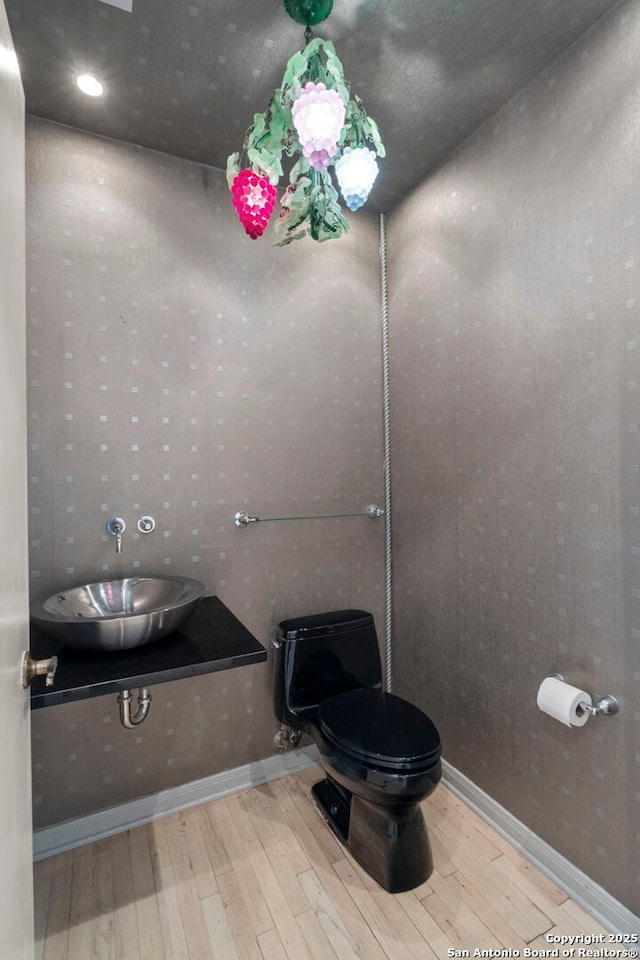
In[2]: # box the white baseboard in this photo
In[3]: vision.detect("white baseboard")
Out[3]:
[32,744,320,862]
[33,747,638,935]
[441,759,639,936]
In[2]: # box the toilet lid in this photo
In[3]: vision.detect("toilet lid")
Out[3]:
[318,688,441,767]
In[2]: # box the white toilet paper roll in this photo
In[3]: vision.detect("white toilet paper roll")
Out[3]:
[536,676,592,727]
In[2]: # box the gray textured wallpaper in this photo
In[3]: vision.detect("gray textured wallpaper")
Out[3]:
[25,0,640,920]
[26,118,384,827]
[388,0,639,915]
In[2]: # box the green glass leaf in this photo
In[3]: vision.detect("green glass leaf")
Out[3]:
[363,115,386,157]
[226,152,241,189]
[320,40,338,58]
[337,81,351,104]
[265,97,289,141]
[275,228,308,247]
[287,176,312,216]
[250,112,267,143]
[247,147,282,183]
[345,99,360,120]
[340,113,360,149]
[305,170,349,242]
[274,173,312,239]
[323,45,346,86]
[305,37,325,57]
[281,49,310,94]
[340,97,385,156]
[274,198,312,243]
[249,104,290,166]
[325,60,345,92]
[289,155,311,184]
[282,132,301,158]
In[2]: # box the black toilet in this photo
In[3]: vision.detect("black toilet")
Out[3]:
[273,608,441,893]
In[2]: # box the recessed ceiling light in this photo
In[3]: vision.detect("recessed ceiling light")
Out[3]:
[76,74,104,97]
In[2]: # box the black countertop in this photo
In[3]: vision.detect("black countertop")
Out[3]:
[29,595,267,709]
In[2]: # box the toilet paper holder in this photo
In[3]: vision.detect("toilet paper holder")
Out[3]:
[551,674,619,717]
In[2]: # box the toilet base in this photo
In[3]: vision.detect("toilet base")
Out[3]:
[312,776,434,894]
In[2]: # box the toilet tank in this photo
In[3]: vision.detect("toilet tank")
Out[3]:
[274,609,383,729]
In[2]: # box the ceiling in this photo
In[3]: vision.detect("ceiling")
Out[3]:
[7,0,622,212]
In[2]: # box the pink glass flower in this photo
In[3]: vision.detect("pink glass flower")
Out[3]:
[291,81,346,171]
[230,168,277,239]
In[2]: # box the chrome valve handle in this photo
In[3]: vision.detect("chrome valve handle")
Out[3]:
[21,652,58,689]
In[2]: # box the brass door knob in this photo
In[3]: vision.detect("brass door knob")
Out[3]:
[21,651,58,689]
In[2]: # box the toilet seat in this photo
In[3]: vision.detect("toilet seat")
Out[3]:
[318,688,441,770]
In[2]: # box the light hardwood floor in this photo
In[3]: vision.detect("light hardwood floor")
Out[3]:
[34,765,609,960]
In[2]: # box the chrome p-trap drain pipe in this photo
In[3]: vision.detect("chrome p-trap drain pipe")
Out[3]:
[117,687,152,728]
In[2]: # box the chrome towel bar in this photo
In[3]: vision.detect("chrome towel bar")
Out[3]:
[234,504,384,526]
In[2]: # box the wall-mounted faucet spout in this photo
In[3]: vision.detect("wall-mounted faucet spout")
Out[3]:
[106,517,126,553]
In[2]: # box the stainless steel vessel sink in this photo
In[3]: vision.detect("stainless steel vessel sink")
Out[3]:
[30,576,206,652]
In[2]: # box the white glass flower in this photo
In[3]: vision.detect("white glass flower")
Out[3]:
[334,147,379,211]
[291,81,346,171]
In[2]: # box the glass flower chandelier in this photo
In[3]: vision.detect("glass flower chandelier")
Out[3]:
[226,0,385,246]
